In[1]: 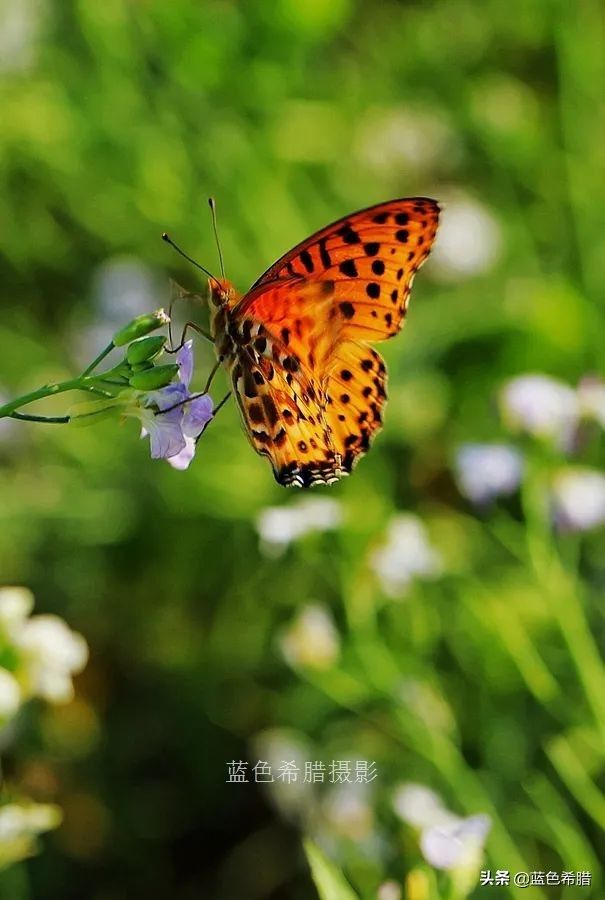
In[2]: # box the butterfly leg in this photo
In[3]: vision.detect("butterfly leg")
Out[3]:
[203,357,223,393]
[213,391,231,415]
[194,390,232,443]
[167,279,214,349]
[166,320,214,353]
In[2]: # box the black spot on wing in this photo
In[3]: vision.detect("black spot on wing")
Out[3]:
[262,395,280,427]
[339,225,361,244]
[318,238,331,269]
[248,403,264,424]
[300,249,314,273]
[243,371,257,398]
[339,259,358,278]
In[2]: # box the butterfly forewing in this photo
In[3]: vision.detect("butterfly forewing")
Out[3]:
[243,197,440,341]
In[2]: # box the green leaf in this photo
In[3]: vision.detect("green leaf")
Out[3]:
[303,839,359,900]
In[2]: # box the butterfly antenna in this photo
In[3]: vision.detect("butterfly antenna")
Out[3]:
[208,197,226,280]
[161,233,219,283]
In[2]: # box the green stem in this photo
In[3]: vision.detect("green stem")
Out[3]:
[0,378,90,418]
[0,376,116,420]
[80,342,115,377]
[10,412,71,424]
[522,456,605,743]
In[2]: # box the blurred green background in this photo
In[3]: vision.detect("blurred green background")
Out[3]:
[1,0,605,897]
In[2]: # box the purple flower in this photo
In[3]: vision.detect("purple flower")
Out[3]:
[140,341,214,468]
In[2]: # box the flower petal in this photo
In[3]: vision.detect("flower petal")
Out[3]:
[144,382,188,412]
[145,407,186,459]
[176,340,194,387]
[167,436,197,470]
[182,393,214,437]
[420,814,491,871]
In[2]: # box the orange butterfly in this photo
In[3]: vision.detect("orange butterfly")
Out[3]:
[204,198,439,487]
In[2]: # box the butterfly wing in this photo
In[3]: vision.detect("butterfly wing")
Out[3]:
[237,197,439,343]
[323,341,388,475]
[230,333,388,486]
[227,198,439,486]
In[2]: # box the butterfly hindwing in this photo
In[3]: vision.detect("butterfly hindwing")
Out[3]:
[323,341,388,474]
[230,337,344,487]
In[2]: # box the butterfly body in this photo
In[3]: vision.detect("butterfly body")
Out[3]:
[208,198,440,487]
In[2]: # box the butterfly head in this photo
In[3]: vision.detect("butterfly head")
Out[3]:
[208,277,238,309]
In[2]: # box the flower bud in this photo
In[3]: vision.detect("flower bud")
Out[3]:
[131,361,154,373]
[68,397,126,425]
[129,364,178,390]
[112,309,170,347]
[126,335,167,365]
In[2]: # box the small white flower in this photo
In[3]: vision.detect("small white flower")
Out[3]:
[577,377,605,428]
[279,605,340,671]
[256,498,342,557]
[454,443,524,505]
[16,615,88,704]
[430,199,502,280]
[500,374,579,446]
[371,515,442,598]
[323,782,373,841]
[252,729,314,820]
[0,801,62,869]
[393,783,491,872]
[0,802,60,838]
[551,468,605,532]
[0,587,34,638]
[0,669,21,719]
[393,784,453,830]
[378,882,402,900]
[420,814,491,871]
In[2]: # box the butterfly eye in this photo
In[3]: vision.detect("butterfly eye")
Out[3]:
[207,282,224,307]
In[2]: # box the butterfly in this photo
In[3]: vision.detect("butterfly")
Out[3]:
[207,198,440,487]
